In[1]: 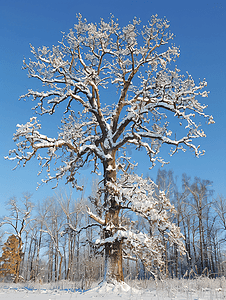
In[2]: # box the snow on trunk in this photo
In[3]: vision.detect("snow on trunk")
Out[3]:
[103,151,124,282]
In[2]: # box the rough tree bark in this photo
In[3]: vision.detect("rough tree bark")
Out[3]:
[103,152,124,281]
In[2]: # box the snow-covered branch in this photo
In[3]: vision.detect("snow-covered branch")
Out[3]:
[86,206,105,225]
[7,14,214,188]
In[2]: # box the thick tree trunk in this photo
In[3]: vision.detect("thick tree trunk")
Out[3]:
[104,209,124,282]
[103,152,124,282]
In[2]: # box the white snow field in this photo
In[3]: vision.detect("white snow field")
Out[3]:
[0,278,226,300]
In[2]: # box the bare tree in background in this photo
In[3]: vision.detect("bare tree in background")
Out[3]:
[182,175,213,274]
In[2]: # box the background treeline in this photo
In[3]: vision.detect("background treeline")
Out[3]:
[0,169,226,284]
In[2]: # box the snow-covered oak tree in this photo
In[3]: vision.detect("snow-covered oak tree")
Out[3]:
[6,15,214,282]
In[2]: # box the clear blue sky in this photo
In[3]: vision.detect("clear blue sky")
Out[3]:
[0,0,225,216]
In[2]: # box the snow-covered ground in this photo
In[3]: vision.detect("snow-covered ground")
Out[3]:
[0,278,226,300]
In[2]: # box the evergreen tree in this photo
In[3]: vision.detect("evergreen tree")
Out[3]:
[0,235,22,281]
